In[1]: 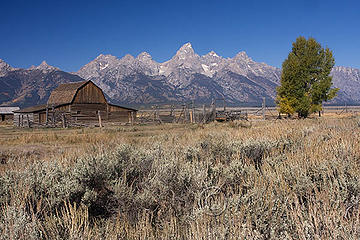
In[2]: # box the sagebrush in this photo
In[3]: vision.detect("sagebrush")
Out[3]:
[0,118,360,239]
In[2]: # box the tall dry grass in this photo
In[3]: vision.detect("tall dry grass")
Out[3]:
[0,117,360,239]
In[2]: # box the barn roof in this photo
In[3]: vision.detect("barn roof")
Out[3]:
[15,80,138,113]
[108,103,138,112]
[47,81,88,105]
[15,103,137,114]
[0,107,20,114]
[14,104,48,113]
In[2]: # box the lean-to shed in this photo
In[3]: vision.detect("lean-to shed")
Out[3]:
[0,107,20,121]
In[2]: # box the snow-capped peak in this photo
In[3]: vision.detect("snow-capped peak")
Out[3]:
[180,42,193,49]
[234,51,252,61]
[28,61,59,71]
[94,54,118,62]
[333,66,359,72]
[136,52,152,60]
[38,61,50,68]
[95,54,105,59]
[0,59,14,77]
[208,51,219,57]
[121,54,135,61]
[0,59,12,69]
[176,42,195,55]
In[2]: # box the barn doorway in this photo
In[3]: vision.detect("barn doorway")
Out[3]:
[1,114,4,121]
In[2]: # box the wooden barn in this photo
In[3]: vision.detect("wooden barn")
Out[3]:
[0,107,20,121]
[14,81,137,127]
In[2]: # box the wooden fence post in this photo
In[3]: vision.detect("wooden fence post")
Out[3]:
[192,101,195,123]
[52,106,55,127]
[262,97,266,120]
[170,105,174,117]
[98,110,102,127]
[211,99,216,121]
[176,106,184,123]
[185,104,188,122]
[62,114,66,128]
[46,107,49,126]
[98,110,103,127]
[26,114,31,128]
[202,104,206,123]
[152,106,155,122]
[183,104,187,123]
[345,103,348,113]
[131,111,134,125]
[155,105,159,123]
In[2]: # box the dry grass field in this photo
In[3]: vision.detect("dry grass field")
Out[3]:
[1,113,360,239]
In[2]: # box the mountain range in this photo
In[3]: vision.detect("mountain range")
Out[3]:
[1,43,360,108]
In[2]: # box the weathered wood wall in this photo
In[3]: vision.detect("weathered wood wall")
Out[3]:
[70,104,107,122]
[1,114,14,121]
[108,105,131,112]
[39,112,46,123]
[108,104,136,122]
[14,113,34,127]
[108,111,130,122]
[13,80,137,127]
[73,82,107,104]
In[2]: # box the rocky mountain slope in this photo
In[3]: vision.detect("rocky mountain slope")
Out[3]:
[0,59,15,77]
[76,43,359,106]
[76,43,283,105]
[1,44,359,108]
[0,61,84,107]
[330,66,360,104]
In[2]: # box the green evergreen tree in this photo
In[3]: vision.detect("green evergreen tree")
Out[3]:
[276,36,339,118]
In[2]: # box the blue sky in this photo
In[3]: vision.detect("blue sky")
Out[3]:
[1,0,359,72]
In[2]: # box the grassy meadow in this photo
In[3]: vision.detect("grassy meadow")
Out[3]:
[0,114,360,239]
